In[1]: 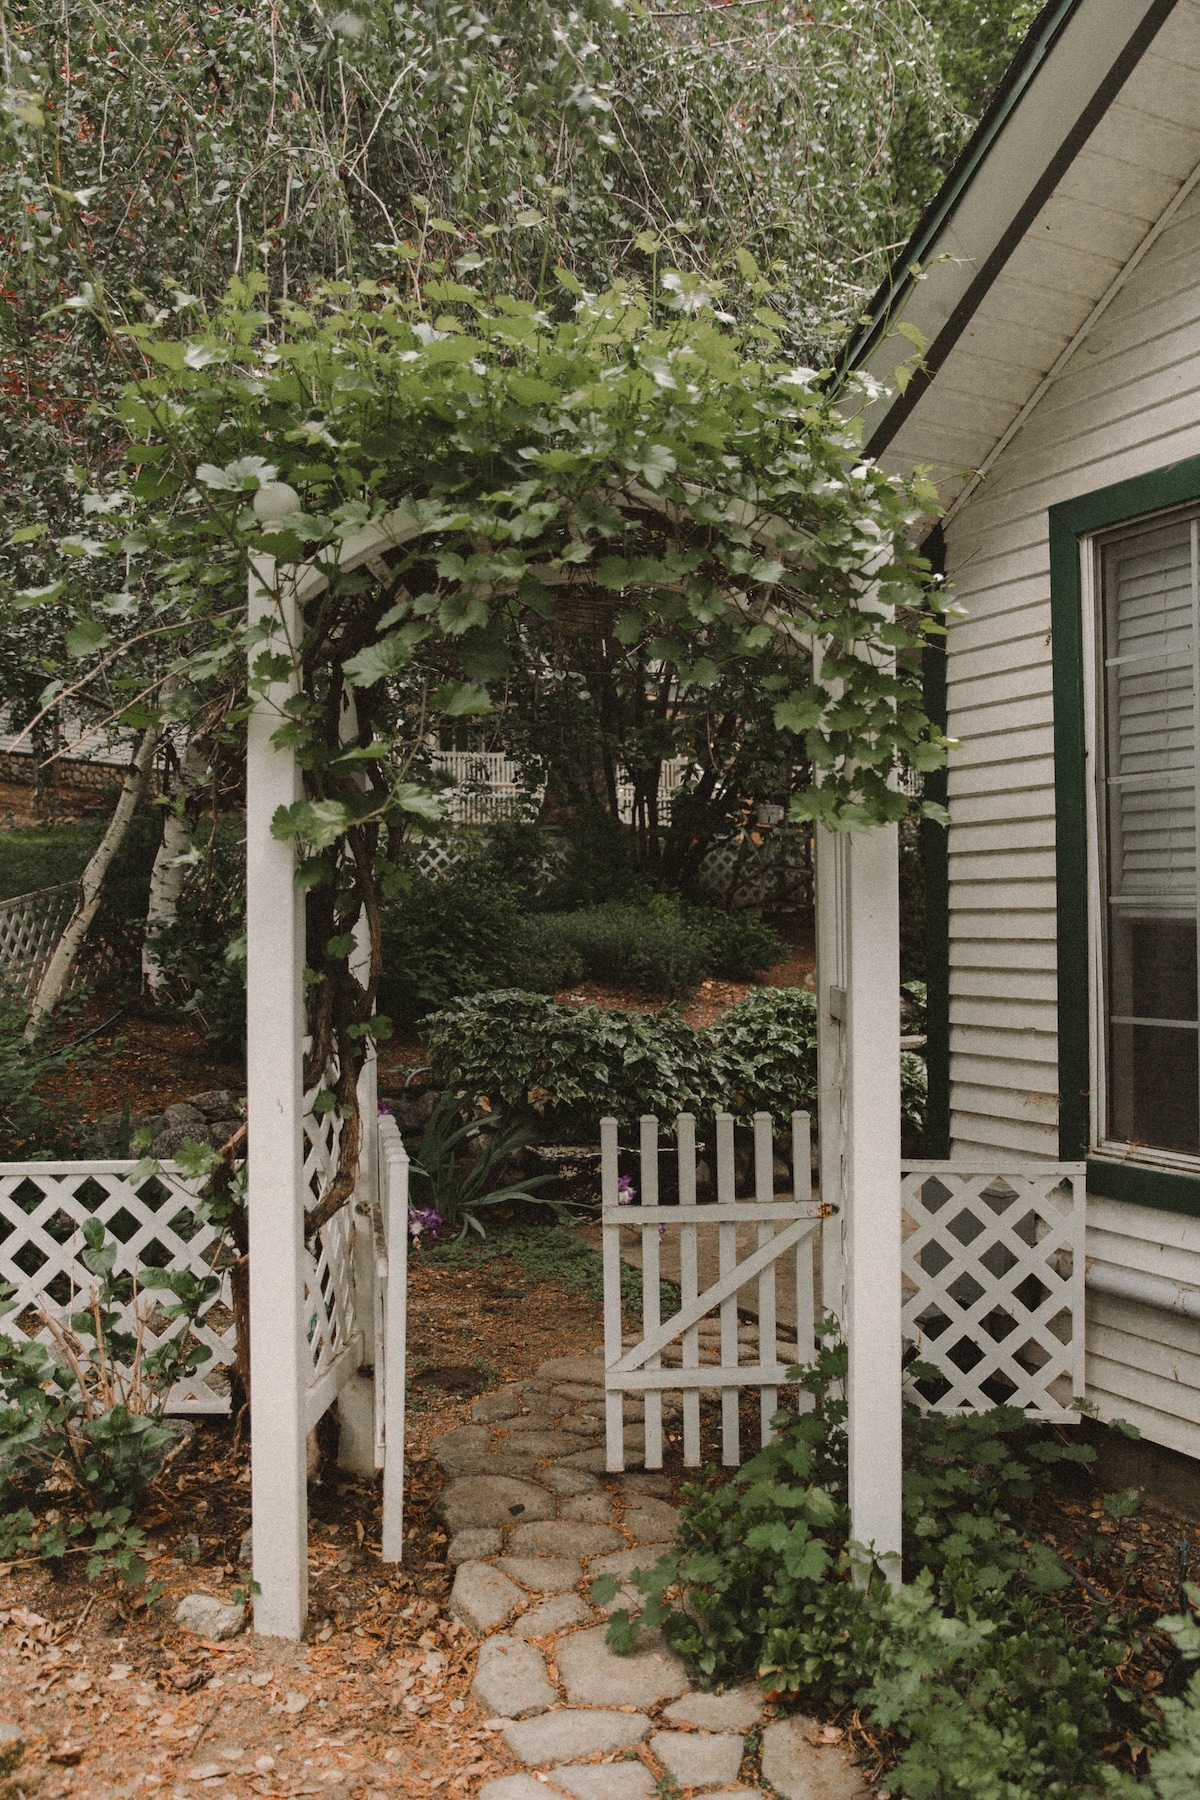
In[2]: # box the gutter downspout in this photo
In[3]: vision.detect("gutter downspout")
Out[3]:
[1087,1262,1200,1323]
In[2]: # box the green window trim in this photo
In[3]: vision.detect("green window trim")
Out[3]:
[1050,453,1200,1219]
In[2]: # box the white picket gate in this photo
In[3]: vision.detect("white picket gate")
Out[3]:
[601,1109,825,1470]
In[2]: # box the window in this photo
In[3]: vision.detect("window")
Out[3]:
[1093,509,1200,1160]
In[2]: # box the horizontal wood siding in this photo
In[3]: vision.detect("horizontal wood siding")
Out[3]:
[939,60,1200,1452]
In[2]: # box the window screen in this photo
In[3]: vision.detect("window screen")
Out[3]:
[1100,513,1200,1155]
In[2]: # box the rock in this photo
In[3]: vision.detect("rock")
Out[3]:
[624,1502,680,1544]
[175,1594,245,1640]
[550,1764,656,1799]
[473,1392,523,1424]
[187,1089,240,1121]
[555,1448,612,1475]
[480,1779,552,1800]
[541,1465,602,1497]
[448,1562,523,1636]
[537,1357,606,1384]
[587,1547,662,1615]
[663,1688,764,1732]
[448,1527,503,1565]
[0,1724,25,1773]
[495,1430,591,1459]
[561,1413,606,1436]
[520,1393,570,1418]
[160,1101,207,1132]
[556,1625,689,1709]
[552,1383,607,1403]
[560,1494,614,1524]
[238,1528,253,1568]
[503,1709,651,1766]
[507,1521,623,1558]
[760,1719,873,1799]
[430,1425,494,1472]
[512,1593,594,1638]
[495,1556,582,1594]
[471,1634,556,1718]
[439,1476,555,1532]
[475,1450,548,1479]
[652,1731,745,1790]
[615,1472,675,1499]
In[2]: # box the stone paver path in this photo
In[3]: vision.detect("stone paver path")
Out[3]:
[430,1356,877,1800]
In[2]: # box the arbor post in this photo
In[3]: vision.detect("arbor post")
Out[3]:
[246,486,309,1638]
[816,823,903,1584]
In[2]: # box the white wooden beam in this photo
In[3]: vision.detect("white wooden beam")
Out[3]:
[842,823,903,1584]
[246,489,309,1639]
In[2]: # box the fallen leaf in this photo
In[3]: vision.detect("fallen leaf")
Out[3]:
[188,1764,228,1782]
[172,1668,208,1692]
[283,1689,309,1714]
[48,1745,86,1766]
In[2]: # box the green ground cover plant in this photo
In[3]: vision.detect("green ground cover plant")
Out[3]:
[425,985,925,1137]
[0,1220,221,1593]
[418,1216,676,1315]
[595,1341,1175,1800]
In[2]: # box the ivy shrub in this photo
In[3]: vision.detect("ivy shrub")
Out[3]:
[424,983,924,1135]
[598,1342,1154,1800]
[537,903,711,997]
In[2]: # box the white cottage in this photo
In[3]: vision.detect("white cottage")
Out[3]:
[846,0,1200,1461]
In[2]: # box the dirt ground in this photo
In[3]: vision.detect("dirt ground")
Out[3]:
[0,1256,616,1800]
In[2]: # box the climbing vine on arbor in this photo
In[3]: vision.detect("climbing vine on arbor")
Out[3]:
[16,268,949,1229]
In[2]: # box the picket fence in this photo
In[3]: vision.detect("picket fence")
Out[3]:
[602,1113,1087,1470]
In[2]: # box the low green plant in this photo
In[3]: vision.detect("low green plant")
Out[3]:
[0,986,101,1159]
[419,1218,678,1314]
[407,1091,564,1240]
[0,1219,221,1589]
[681,903,788,982]
[597,1340,1155,1800]
[1115,1598,1200,1797]
[538,903,711,997]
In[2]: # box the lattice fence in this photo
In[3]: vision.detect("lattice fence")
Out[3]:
[901,1162,1086,1420]
[0,1161,234,1413]
[0,884,136,1005]
[301,1083,362,1405]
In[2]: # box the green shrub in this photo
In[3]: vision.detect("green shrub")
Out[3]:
[1123,1601,1200,1798]
[538,902,710,997]
[601,1345,1140,1800]
[536,810,653,911]
[0,987,103,1159]
[379,861,581,1022]
[685,903,788,981]
[425,990,720,1133]
[707,987,819,1117]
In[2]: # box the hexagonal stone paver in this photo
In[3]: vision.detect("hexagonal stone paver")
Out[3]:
[495,1555,582,1594]
[760,1719,873,1799]
[512,1593,594,1638]
[502,1709,651,1766]
[552,1383,607,1403]
[448,1561,523,1636]
[448,1527,503,1565]
[555,1448,612,1475]
[439,1476,555,1532]
[507,1521,623,1558]
[615,1472,674,1499]
[471,1634,555,1718]
[663,1687,764,1732]
[556,1625,689,1709]
[550,1763,656,1799]
[651,1731,745,1790]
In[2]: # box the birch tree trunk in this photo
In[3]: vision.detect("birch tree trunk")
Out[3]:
[25,727,159,1036]
[142,730,209,1002]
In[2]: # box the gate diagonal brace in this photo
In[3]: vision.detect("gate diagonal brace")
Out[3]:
[609,1211,826,1373]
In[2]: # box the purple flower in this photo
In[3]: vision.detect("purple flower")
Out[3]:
[617,1175,636,1206]
[409,1206,442,1241]
[377,1100,393,1117]
[658,1222,666,1242]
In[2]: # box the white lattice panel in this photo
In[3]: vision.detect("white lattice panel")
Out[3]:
[0,1161,234,1413]
[901,1162,1087,1420]
[0,885,75,1002]
[301,1080,363,1393]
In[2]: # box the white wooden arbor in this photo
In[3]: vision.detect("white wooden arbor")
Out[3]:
[244,482,906,1635]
